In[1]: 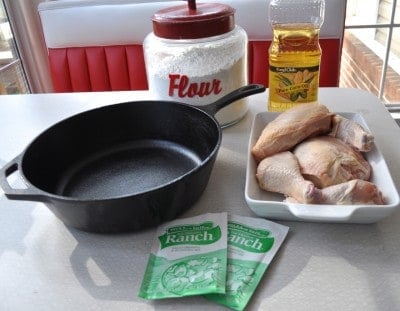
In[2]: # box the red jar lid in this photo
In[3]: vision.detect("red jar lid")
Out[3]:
[152,3,235,39]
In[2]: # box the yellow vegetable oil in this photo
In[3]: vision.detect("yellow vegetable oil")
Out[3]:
[268,0,325,112]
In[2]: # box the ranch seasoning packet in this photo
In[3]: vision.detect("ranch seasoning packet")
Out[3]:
[205,214,289,310]
[139,212,228,299]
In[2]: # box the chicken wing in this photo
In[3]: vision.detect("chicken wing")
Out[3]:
[315,179,385,205]
[329,115,374,152]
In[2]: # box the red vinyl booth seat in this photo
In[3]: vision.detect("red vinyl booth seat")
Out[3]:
[39,0,345,93]
[48,45,148,92]
[48,39,341,93]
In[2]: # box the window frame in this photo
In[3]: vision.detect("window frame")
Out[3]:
[344,0,400,104]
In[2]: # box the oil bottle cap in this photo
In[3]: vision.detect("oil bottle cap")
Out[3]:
[152,1,235,39]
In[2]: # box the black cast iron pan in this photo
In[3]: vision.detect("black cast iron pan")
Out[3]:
[0,84,265,233]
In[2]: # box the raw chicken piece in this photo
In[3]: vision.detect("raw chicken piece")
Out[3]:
[256,151,318,203]
[252,104,333,162]
[314,179,385,205]
[293,136,371,188]
[284,179,385,205]
[329,115,374,152]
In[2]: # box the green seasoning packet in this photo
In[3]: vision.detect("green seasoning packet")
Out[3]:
[205,214,289,311]
[139,212,228,299]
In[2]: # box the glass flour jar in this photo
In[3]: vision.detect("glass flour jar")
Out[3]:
[143,2,248,127]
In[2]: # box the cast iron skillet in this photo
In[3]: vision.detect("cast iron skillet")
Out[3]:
[0,84,265,233]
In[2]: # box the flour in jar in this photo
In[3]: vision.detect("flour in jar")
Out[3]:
[144,27,248,127]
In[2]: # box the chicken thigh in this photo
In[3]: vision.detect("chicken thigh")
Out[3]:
[293,136,371,188]
[252,104,333,162]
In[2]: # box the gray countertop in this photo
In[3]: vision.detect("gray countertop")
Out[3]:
[1,88,399,310]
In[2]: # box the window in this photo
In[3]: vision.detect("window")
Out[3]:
[340,0,400,111]
[0,0,29,94]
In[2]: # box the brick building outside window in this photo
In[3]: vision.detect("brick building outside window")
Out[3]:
[340,0,400,110]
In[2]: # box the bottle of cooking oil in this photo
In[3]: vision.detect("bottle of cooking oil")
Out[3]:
[268,0,325,112]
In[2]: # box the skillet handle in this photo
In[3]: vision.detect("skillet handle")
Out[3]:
[0,155,47,202]
[200,84,266,116]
